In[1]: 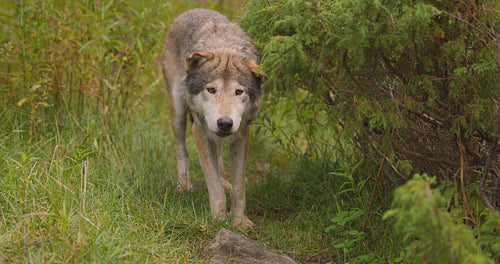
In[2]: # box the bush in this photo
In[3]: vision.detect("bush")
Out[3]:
[241,0,499,214]
[384,174,498,263]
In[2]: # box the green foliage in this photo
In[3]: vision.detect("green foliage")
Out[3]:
[326,209,375,262]
[479,211,500,260]
[0,0,170,136]
[384,174,497,263]
[241,0,500,210]
[241,1,500,261]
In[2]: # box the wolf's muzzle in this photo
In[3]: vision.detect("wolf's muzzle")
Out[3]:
[217,117,233,131]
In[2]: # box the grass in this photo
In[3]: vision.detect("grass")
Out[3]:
[0,91,353,263]
[0,0,403,263]
[2,94,227,263]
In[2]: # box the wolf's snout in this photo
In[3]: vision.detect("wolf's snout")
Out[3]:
[217,117,233,131]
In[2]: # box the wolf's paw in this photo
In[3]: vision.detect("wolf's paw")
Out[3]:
[220,178,232,191]
[176,181,193,192]
[234,216,255,230]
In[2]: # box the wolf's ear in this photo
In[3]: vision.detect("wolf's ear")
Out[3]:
[245,59,268,85]
[186,50,214,72]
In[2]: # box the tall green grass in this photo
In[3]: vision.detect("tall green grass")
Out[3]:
[0,0,171,140]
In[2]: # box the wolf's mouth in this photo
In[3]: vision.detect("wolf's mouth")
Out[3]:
[216,131,232,137]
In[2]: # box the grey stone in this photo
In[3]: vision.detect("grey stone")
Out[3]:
[206,228,300,264]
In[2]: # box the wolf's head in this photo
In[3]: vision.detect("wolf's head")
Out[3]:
[184,50,263,137]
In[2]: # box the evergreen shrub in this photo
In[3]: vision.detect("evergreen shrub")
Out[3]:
[241,0,499,213]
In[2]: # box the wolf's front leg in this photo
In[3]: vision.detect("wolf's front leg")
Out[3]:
[229,127,255,229]
[167,82,192,192]
[216,143,232,192]
[173,126,191,192]
[192,122,227,218]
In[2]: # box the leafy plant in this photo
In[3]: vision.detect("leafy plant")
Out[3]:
[478,211,500,261]
[384,174,496,263]
[326,208,375,262]
[330,162,366,210]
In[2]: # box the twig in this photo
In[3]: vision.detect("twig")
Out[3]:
[81,160,88,214]
[458,127,475,224]
[321,74,364,96]
[342,52,365,91]
[379,53,407,82]
[367,135,408,181]
[363,151,386,231]
[392,140,457,168]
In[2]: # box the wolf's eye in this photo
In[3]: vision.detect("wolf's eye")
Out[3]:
[235,89,244,96]
[207,87,216,94]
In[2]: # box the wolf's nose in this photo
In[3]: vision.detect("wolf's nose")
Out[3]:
[217,117,233,131]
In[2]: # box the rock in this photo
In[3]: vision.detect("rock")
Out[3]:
[206,228,299,264]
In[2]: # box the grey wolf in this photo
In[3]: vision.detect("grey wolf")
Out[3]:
[161,8,263,229]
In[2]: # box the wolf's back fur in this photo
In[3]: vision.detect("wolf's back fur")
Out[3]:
[163,9,259,64]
